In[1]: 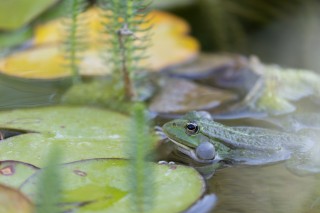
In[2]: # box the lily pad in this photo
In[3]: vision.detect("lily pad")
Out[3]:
[0,27,32,49]
[168,53,246,80]
[0,46,72,79]
[254,65,320,114]
[167,53,259,99]
[0,161,38,188]
[209,58,320,118]
[20,159,205,213]
[0,0,58,30]
[149,78,237,115]
[0,184,33,213]
[0,106,133,167]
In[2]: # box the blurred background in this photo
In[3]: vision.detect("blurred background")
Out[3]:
[164,0,320,72]
[1,0,320,70]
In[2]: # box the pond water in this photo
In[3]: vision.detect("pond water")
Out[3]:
[1,72,320,213]
[155,100,320,213]
[206,134,320,212]
[208,163,320,213]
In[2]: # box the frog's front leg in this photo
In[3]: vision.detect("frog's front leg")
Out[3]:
[193,162,222,179]
[169,147,222,179]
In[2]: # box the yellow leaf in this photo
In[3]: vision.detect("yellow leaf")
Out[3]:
[143,11,199,70]
[0,46,111,79]
[0,184,33,213]
[0,46,69,79]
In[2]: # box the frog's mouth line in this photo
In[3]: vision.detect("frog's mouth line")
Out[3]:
[167,137,221,164]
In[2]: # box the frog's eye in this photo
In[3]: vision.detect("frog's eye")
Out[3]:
[185,122,199,135]
[196,142,216,160]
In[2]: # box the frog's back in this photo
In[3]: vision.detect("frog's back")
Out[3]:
[200,121,306,151]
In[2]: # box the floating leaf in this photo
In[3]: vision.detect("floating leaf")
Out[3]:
[255,65,320,115]
[256,92,296,115]
[168,53,243,78]
[0,27,32,49]
[0,0,58,30]
[206,58,320,118]
[0,46,70,79]
[168,54,260,97]
[0,46,110,79]
[149,78,237,115]
[0,106,134,167]
[143,11,199,71]
[20,159,205,213]
[0,161,38,188]
[184,194,217,213]
[33,6,103,46]
[0,184,33,213]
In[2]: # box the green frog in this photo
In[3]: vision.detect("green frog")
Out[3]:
[162,111,318,175]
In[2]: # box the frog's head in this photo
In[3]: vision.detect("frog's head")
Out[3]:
[162,111,218,163]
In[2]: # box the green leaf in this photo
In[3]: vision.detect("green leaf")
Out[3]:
[21,159,205,213]
[256,65,320,115]
[0,27,32,49]
[0,161,38,188]
[0,0,58,30]
[0,106,133,167]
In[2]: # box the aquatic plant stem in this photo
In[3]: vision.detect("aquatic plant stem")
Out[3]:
[69,0,80,84]
[118,24,135,100]
[100,0,151,101]
[63,0,87,84]
[129,103,154,212]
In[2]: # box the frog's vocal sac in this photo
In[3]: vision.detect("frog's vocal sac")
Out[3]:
[162,111,320,175]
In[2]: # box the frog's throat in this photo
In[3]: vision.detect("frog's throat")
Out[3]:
[167,137,222,164]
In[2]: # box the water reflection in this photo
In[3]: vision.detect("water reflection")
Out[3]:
[0,73,70,109]
[208,163,320,213]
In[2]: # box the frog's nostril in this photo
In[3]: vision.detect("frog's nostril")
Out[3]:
[172,122,176,127]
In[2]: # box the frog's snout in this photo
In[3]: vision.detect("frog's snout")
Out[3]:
[162,121,176,133]
[161,122,170,135]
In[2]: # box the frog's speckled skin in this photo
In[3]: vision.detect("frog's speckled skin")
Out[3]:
[162,111,314,167]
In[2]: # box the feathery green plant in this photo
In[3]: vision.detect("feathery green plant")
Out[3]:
[34,146,62,213]
[62,0,88,84]
[99,0,152,101]
[128,103,154,212]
